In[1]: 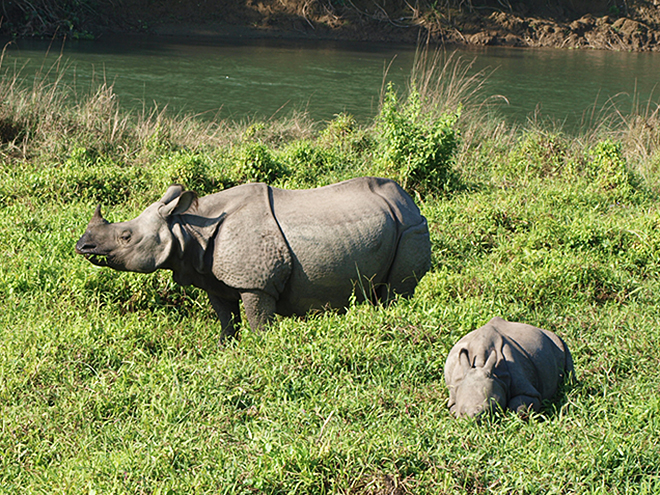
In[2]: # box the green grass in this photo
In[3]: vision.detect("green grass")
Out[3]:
[1,51,660,493]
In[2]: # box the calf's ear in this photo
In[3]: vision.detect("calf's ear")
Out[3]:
[484,349,498,373]
[159,191,196,218]
[160,184,185,204]
[459,350,471,376]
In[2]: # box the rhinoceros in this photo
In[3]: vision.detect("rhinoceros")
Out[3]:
[75,177,431,337]
[444,317,574,418]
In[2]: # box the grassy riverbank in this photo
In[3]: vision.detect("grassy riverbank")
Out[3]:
[1,52,660,493]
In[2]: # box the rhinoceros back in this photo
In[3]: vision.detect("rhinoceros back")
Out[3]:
[196,182,293,299]
[270,177,430,314]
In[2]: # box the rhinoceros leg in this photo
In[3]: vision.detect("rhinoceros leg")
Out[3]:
[207,293,241,340]
[508,395,542,414]
[240,290,277,332]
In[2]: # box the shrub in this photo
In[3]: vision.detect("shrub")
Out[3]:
[588,139,632,193]
[28,146,148,205]
[373,83,460,196]
[501,130,571,180]
[279,140,338,186]
[232,141,287,184]
[319,113,370,156]
[157,150,230,195]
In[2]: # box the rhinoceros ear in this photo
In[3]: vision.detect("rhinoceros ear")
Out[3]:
[160,184,185,205]
[484,349,498,374]
[459,350,472,376]
[159,190,196,218]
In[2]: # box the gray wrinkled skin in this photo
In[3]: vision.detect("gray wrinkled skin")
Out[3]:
[76,177,431,338]
[444,317,575,418]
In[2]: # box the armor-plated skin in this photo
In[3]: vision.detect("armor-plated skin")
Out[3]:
[75,177,431,338]
[444,317,574,418]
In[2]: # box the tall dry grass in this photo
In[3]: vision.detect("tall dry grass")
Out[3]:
[608,93,660,172]
[2,42,659,193]
[0,51,321,170]
[388,45,517,181]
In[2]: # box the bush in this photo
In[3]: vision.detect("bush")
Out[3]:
[280,140,338,186]
[157,150,230,195]
[232,141,287,184]
[500,130,572,180]
[588,139,632,193]
[319,113,370,156]
[28,146,149,205]
[374,83,461,196]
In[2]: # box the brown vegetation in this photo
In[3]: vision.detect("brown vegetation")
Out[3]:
[2,0,660,51]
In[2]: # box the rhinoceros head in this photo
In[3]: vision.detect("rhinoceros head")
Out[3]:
[75,185,196,273]
[450,349,507,418]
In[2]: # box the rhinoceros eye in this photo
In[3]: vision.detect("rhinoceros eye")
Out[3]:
[119,230,132,243]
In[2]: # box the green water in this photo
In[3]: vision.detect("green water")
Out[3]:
[3,36,659,129]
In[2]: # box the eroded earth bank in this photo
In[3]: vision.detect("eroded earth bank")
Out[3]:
[3,0,660,51]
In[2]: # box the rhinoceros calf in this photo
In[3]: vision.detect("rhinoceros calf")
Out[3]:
[76,177,431,337]
[444,317,574,418]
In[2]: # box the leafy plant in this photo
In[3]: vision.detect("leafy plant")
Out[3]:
[374,82,461,195]
[280,139,337,186]
[157,150,230,195]
[501,130,571,179]
[319,112,370,155]
[588,138,632,193]
[24,146,148,205]
[232,141,287,184]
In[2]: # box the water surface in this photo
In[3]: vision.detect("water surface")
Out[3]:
[2,36,659,130]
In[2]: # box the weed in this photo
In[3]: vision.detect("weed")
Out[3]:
[232,140,287,183]
[374,82,461,195]
[502,130,571,179]
[588,138,632,193]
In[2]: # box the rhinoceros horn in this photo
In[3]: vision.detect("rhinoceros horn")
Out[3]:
[88,204,109,227]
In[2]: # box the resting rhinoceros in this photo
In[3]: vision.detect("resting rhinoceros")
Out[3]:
[75,177,431,337]
[444,317,574,418]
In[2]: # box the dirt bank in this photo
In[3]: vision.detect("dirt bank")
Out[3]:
[3,0,660,51]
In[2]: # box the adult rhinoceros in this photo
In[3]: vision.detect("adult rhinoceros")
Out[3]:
[75,177,431,337]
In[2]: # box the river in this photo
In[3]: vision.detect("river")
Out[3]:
[2,36,659,131]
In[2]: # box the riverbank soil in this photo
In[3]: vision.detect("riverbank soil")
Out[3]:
[2,0,660,51]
